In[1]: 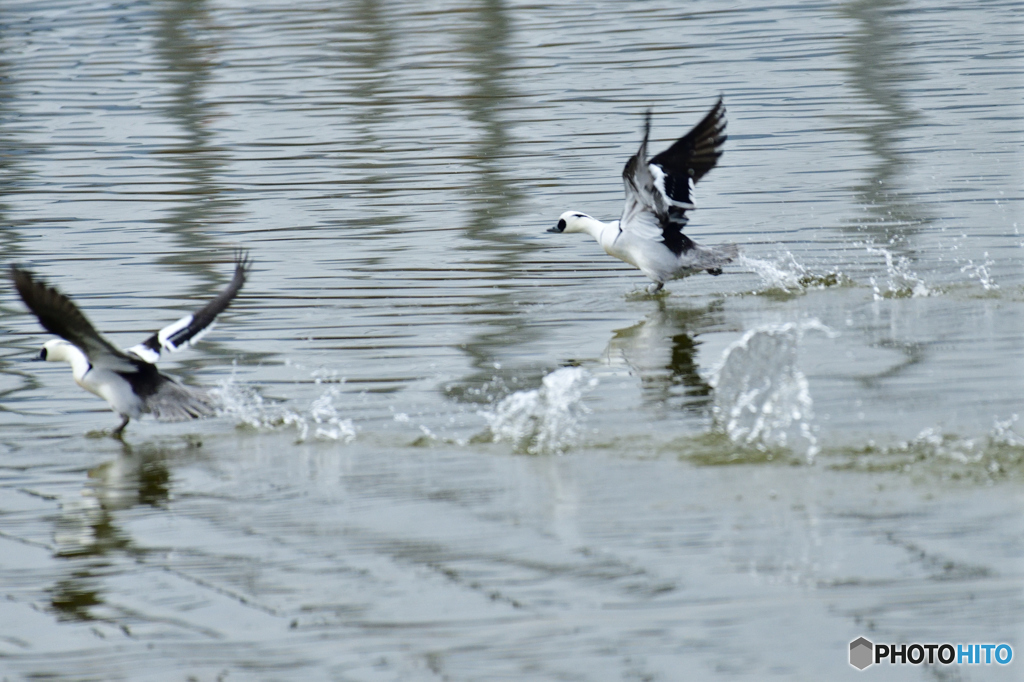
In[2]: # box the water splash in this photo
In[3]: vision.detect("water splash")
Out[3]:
[740,252,850,294]
[867,246,930,299]
[739,252,806,291]
[710,321,832,462]
[833,415,1024,481]
[992,414,1023,448]
[914,416,1024,466]
[480,367,597,455]
[212,380,356,443]
[959,254,999,291]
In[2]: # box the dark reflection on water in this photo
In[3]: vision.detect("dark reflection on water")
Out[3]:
[0,47,42,413]
[327,0,408,249]
[49,569,108,622]
[48,442,174,621]
[152,0,237,232]
[0,54,28,260]
[151,0,254,371]
[446,0,552,403]
[102,442,175,510]
[839,0,931,248]
[606,299,722,411]
[343,0,396,122]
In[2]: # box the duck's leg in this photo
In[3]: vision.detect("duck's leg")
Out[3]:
[647,281,665,294]
[111,415,130,438]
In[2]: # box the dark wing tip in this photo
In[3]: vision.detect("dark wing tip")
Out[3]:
[10,265,54,313]
[623,110,655,183]
[641,109,653,155]
[155,249,252,352]
[233,248,253,282]
[9,266,43,320]
[231,249,252,300]
[702,96,728,137]
[226,248,252,299]
[7,265,111,353]
[647,97,729,189]
[10,264,35,292]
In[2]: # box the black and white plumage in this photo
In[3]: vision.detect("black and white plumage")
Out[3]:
[10,252,251,436]
[548,98,738,292]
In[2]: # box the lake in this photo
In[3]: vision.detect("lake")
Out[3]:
[0,0,1021,679]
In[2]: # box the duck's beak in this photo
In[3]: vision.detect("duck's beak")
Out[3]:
[546,225,562,233]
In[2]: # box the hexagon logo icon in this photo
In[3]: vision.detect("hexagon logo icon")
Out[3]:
[850,637,874,670]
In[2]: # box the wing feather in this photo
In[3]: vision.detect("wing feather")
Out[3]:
[10,266,138,371]
[127,251,251,363]
[619,99,727,256]
[648,97,727,205]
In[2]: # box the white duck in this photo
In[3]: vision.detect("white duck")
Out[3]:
[549,98,737,292]
[11,252,250,436]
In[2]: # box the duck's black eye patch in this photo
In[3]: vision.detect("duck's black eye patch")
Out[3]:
[39,348,47,360]
[557,219,566,231]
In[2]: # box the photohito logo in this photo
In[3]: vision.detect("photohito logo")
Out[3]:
[849,637,1012,670]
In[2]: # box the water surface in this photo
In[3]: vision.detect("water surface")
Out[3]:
[1,0,1022,679]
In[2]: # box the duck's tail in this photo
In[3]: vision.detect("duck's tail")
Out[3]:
[146,376,217,421]
[696,242,740,276]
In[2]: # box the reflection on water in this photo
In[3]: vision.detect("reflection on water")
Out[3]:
[330,0,407,243]
[840,0,931,247]
[151,0,256,382]
[152,0,240,245]
[604,299,721,411]
[49,442,175,622]
[0,52,28,261]
[451,0,548,402]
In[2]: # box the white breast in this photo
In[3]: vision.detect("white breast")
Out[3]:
[77,368,145,418]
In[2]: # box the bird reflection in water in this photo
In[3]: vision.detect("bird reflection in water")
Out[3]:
[603,299,725,412]
[48,441,185,622]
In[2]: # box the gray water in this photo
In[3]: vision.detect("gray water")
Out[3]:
[1,0,1022,679]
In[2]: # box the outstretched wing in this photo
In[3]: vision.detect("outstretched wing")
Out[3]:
[10,266,138,372]
[648,97,727,207]
[620,99,727,256]
[126,251,251,363]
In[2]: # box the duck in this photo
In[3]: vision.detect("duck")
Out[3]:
[10,252,251,436]
[548,98,737,292]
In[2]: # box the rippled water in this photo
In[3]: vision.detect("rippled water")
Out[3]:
[1,0,1022,679]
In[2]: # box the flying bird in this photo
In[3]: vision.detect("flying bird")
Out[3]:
[11,252,251,436]
[548,98,737,292]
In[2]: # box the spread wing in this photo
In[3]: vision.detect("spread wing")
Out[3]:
[620,99,727,256]
[10,266,139,372]
[648,97,727,205]
[126,250,251,363]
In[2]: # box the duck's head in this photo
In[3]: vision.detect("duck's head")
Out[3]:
[39,339,79,364]
[548,211,594,234]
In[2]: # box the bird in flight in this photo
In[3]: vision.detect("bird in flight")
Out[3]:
[549,98,737,292]
[11,252,251,436]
